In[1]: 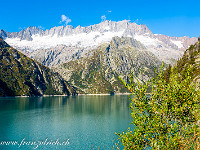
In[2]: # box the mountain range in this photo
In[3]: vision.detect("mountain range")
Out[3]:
[0,20,199,95]
[1,20,197,66]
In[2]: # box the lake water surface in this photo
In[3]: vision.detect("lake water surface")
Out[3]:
[0,95,132,150]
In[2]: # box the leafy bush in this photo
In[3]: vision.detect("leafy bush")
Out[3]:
[117,64,200,149]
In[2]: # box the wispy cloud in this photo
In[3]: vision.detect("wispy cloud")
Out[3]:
[38,26,45,30]
[133,19,141,24]
[60,15,71,26]
[126,17,141,24]
[101,15,106,22]
[101,10,111,22]
[19,27,26,30]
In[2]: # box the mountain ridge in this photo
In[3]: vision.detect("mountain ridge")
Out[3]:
[1,20,197,65]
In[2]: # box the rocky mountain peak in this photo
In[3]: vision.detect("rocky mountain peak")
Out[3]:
[3,20,152,41]
[26,26,44,34]
[0,29,7,39]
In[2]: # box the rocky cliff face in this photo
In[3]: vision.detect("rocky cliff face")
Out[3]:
[0,38,77,96]
[1,20,198,65]
[28,45,92,67]
[55,37,163,94]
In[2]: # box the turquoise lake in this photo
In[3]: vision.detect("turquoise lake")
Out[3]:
[0,95,133,150]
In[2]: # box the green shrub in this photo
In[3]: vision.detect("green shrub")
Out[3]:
[117,64,200,149]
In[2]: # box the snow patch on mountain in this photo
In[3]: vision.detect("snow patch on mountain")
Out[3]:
[171,40,183,48]
[134,35,160,47]
[104,26,110,30]
[5,30,125,51]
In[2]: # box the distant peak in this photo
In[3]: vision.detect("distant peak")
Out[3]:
[0,29,7,39]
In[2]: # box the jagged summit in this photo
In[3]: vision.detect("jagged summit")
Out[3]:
[1,20,198,64]
[2,20,152,40]
[1,20,155,53]
[0,26,44,41]
[0,30,7,39]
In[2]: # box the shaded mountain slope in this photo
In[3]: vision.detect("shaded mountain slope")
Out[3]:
[0,38,77,96]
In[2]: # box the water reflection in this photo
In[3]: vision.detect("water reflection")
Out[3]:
[0,95,131,150]
[0,95,130,115]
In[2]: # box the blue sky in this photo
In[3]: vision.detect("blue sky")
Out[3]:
[0,0,200,37]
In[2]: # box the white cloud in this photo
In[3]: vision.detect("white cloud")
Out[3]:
[38,26,45,30]
[60,15,71,26]
[133,19,141,24]
[101,15,106,22]
[107,10,112,13]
